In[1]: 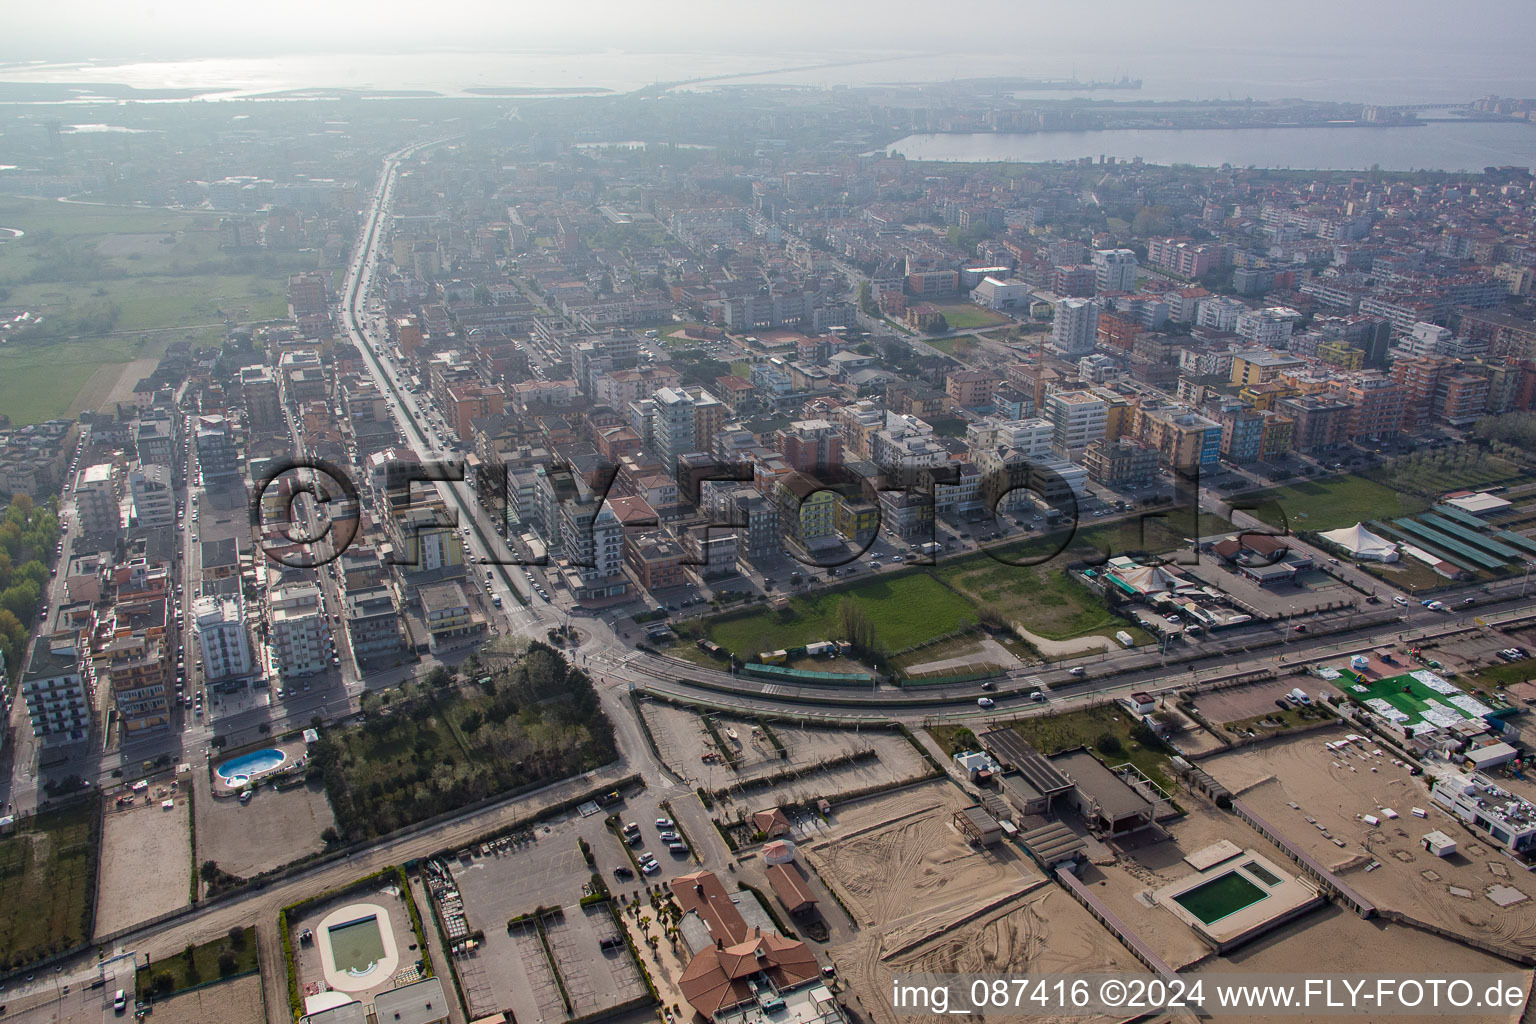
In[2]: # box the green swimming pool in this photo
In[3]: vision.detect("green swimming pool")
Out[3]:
[1173,871,1269,925]
[328,916,387,976]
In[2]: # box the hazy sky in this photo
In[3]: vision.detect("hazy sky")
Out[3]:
[5,0,1535,62]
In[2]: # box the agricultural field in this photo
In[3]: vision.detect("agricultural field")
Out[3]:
[0,797,99,968]
[0,196,320,424]
[1368,450,1525,501]
[312,645,616,839]
[701,572,977,656]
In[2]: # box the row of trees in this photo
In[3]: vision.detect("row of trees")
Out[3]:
[0,493,60,669]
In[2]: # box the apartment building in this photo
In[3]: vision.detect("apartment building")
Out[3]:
[74,463,120,538]
[1045,390,1109,459]
[1339,375,1405,441]
[1083,438,1159,486]
[946,369,1002,409]
[194,594,255,685]
[129,465,175,529]
[21,633,92,748]
[1230,349,1306,387]
[1275,394,1352,452]
[270,581,328,679]
[1092,249,1138,293]
[1050,297,1099,358]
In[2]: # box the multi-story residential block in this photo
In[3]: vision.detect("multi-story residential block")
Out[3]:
[1195,296,1247,332]
[240,365,283,432]
[194,594,254,685]
[270,582,328,679]
[1083,438,1159,486]
[653,387,697,467]
[129,465,175,529]
[1135,405,1222,470]
[418,581,476,652]
[344,585,404,665]
[1230,349,1306,387]
[1045,391,1108,459]
[777,419,843,475]
[75,463,120,538]
[195,417,239,483]
[1235,306,1301,347]
[1339,374,1405,441]
[775,472,840,551]
[21,633,92,748]
[946,370,1002,409]
[1049,297,1099,357]
[626,531,690,591]
[1275,395,1352,452]
[1092,248,1138,293]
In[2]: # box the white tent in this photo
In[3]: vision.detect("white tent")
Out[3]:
[1318,523,1398,562]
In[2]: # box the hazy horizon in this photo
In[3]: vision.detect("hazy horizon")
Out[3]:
[6,0,1536,72]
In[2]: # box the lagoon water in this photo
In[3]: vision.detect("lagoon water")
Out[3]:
[888,122,1536,172]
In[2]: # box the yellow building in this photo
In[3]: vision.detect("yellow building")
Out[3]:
[1231,349,1306,387]
[1316,340,1364,371]
[1259,412,1294,460]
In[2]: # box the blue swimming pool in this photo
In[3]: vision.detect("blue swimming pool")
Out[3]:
[216,747,286,784]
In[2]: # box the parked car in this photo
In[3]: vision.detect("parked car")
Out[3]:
[655,817,674,829]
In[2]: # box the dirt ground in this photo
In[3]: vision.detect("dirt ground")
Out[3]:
[1072,797,1266,971]
[639,701,929,806]
[194,772,334,883]
[1202,727,1536,961]
[1196,903,1531,1024]
[146,975,266,1024]
[806,782,1145,1024]
[95,790,192,936]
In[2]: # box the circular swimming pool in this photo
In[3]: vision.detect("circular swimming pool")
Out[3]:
[216,747,286,785]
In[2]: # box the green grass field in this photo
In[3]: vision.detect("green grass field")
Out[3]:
[1477,658,1536,688]
[1237,476,1428,533]
[0,798,98,968]
[136,926,258,1000]
[704,573,977,656]
[926,301,1009,331]
[0,196,317,424]
[938,562,1138,642]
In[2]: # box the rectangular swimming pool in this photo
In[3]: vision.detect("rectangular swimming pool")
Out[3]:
[328,916,387,974]
[1173,871,1268,925]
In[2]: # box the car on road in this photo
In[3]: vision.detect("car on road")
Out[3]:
[114,989,127,1013]
[976,697,995,709]
[1393,595,1409,606]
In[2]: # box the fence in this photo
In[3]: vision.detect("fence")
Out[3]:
[1230,798,1375,919]
[1054,867,1178,979]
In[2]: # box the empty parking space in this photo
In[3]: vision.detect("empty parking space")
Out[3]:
[544,904,647,1016]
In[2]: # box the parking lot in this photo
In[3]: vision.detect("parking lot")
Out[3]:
[440,809,652,1022]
